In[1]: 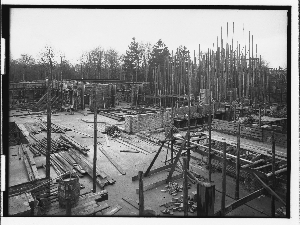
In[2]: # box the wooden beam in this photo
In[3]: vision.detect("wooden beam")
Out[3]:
[93,88,98,192]
[98,146,126,175]
[215,188,266,216]
[271,132,276,217]
[235,122,240,200]
[136,173,182,194]
[221,142,227,216]
[132,164,172,181]
[266,167,287,177]
[144,142,165,177]
[138,171,144,216]
[166,133,188,183]
[103,204,122,216]
[241,159,265,169]
[183,157,188,216]
[192,146,268,180]
[253,173,286,206]
[122,197,139,210]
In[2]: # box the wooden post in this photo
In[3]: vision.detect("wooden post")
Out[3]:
[138,171,144,216]
[221,142,227,216]
[187,60,191,169]
[235,123,241,200]
[259,106,261,127]
[81,84,85,110]
[206,48,212,182]
[183,157,188,216]
[171,138,174,164]
[233,104,236,122]
[60,56,63,111]
[93,85,97,193]
[197,182,215,217]
[46,51,52,181]
[271,132,276,217]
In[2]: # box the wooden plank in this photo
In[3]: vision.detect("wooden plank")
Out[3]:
[98,146,126,175]
[138,171,144,216]
[144,142,165,177]
[215,188,266,216]
[103,204,122,216]
[136,173,183,194]
[122,197,139,210]
[193,147,268,180]
[75,202,109,216]
[166,132,188,183]
[132,164,172,181]
[253,173,286,206]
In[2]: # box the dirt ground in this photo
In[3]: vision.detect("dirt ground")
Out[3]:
[8,107,284,217]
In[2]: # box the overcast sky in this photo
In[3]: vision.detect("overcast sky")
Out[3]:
[10,8,287,68]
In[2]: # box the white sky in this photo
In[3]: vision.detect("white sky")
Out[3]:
[10,8,287,68]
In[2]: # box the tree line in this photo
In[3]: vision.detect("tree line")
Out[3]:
[9,38,179,83]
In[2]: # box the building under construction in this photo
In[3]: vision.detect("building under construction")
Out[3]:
[6,24,289,217]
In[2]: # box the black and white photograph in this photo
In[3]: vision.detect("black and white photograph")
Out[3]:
[1,2,297,224]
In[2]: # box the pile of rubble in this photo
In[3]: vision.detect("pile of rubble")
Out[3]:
[160,181,197,215]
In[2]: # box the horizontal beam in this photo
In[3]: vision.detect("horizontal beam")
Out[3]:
[193,147,268,180]
[266,167,287,177]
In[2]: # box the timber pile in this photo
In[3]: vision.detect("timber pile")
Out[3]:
[37,120,69,133]
[21,144,40,182]
[24,123,42,134]
[69,148,116,188]
[61,134,90,155]
[29,135,71,154]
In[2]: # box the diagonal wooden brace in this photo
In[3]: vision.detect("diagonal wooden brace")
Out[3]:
[253,173,286,206]
[166,133,188,183]
[144,142,165,177]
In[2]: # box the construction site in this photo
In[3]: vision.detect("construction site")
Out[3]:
[6,21,289,218]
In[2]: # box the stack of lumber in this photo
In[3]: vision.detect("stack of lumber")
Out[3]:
[21,144,40,182]
[69,148,115,188]
[29,136,71,154]
[51,151,86,177]
[37,120,67,133]
[24,123,42,134]
[61,134,90,154]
